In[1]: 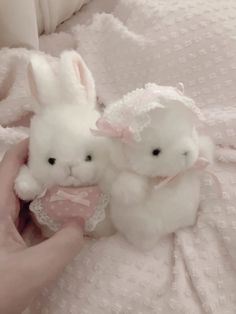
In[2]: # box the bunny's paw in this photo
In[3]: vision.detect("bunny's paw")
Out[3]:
[15,166,43,201]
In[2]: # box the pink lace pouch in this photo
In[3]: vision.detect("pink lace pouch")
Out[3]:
[29,185,109,237]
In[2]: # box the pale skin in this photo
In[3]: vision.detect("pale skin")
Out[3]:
[0,140,84,314]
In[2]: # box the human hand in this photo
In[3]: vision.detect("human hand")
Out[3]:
[0,140,84,314]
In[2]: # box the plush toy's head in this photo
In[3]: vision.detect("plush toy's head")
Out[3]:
[28,51,108,188]
[123,105,200,177]
[93,84,205,177]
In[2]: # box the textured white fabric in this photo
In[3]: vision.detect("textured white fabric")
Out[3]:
[72,0,236,145]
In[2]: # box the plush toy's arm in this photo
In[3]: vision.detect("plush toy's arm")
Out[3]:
[15,165,43,201]
[111,171,149,205]
[154,171,200,235]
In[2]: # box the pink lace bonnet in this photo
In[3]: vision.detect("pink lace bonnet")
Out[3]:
[92,83,205,142]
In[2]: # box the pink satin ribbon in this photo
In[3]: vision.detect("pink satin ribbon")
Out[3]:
[49,190,90,207]
[153,157,221,197]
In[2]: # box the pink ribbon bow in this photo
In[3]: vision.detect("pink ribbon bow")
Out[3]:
[50,190,90,207]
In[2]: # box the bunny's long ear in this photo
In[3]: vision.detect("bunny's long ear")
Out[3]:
[59,51,96,106]
[28,54,60,112]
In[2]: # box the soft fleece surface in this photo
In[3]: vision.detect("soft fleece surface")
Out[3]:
[0,1,236,313]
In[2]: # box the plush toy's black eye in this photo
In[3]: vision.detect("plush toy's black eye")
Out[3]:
[85,154,92,162]
[48,157,56,165]
[152,148,161,156]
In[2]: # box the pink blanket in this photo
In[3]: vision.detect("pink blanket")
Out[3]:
[1,0,236,313]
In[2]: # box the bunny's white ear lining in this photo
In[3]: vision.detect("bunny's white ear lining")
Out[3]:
[57,50,96,105]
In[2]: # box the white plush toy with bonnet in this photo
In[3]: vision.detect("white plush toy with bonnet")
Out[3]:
[15,51,114,237]
[93,83,214,250]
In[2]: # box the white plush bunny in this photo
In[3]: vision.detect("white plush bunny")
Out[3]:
[15,51,114,237]
[93,83,214,250]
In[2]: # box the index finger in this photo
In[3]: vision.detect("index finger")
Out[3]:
[0,139,28,192]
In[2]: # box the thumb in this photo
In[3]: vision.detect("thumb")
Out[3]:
[16,222,84,290]
[1,223,84,313]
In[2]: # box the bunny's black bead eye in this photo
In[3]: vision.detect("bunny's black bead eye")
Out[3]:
[85,154,92,162]
[48,157,56,165]
[152,148,161,157]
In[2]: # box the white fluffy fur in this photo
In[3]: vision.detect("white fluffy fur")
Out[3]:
[15,51,114,237]
[100,86,214,250]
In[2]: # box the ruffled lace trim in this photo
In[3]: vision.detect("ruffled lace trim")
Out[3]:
[95,83,205,142]
[29,193,109,234]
